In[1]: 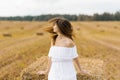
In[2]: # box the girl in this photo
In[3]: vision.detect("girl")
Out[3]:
[38,17,89,80]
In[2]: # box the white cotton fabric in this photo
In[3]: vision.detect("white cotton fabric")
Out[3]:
[48,45,78,80]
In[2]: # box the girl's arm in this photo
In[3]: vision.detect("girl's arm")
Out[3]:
[39,57,52,75]
[45,57,52,74]
[45,39,53,74]
[73,57,89,75]
[73,57,82,72]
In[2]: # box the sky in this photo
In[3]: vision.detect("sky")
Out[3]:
[0,0,120,17]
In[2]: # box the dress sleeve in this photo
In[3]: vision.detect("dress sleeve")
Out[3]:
[72,47,79,59]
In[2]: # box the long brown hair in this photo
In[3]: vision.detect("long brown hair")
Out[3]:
[44,17,76,45]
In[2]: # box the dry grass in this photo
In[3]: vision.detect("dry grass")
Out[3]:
[0,21,119,80]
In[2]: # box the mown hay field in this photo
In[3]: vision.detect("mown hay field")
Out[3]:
[0,21,120,80]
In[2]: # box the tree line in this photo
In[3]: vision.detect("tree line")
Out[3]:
[0,11,120,21]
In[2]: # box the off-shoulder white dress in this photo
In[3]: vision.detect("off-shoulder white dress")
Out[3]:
[48,45,78,80]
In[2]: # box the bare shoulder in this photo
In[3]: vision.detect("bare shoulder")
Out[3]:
[62,38,75,47]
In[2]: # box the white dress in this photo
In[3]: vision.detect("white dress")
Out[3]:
[48,45,78,80]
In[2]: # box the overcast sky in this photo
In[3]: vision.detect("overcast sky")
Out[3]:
[0,0,120,17]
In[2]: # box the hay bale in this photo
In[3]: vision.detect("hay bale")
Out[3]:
[75,58,104,80]
[76,26,80,31]
[20,27,24,30]
[96,24,101,27]
[5,26,10,30]
[36,32,44,36]
[114,26,118,29]
[100,30,105,32]
[20,56,104,80]
[2,32,12,37]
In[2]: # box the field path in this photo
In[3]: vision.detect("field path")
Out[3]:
[81,28,120,51]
